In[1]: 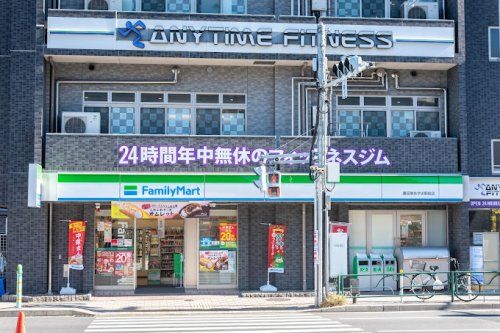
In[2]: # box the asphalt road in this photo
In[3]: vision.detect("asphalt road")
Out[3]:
[0,309,499,333]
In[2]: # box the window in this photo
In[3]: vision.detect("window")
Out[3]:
[336,0,388,18]
[141,0,166,12]
[399,213,423,247]
[391,110,414,137]
[338,110,361,137]
[492,140,500,174]
[363,110,387,137]
[167,0,191,12]
[81,91,245,135]
[140,108,165,134]
[417,97,439,107]
[391,97,413,107]
[196,0,246,14]
[489,27,500,61]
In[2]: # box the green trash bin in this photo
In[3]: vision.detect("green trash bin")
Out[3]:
[353,253,370,291]
[369,253,384,291]
[382,254,397,291]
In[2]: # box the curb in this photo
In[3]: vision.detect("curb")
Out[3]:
[0,308,95,317]
[318,302,500,312]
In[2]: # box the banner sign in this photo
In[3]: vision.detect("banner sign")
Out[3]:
[68,220,87,270]
[219,222,238,249]
[199,250,235,272]
[467,178,500,208]
[268,225,286,273]
[111,201,209,219]
[118,145,390,167]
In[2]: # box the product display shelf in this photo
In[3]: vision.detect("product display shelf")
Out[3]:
[160,228,184,283]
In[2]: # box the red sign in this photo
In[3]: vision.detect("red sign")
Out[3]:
[331,222,349,234]
[219,222,238,249]
[267,225,286,273]
[114,251,134,277]
[68,220,87,270]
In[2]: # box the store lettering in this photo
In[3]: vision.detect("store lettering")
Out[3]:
[116,221,128,239]
[141,185,201,197]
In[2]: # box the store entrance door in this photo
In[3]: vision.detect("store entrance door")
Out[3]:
[135,218,185,292]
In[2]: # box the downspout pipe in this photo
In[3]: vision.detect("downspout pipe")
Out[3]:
[54,68,179,131]
[392,73,448,138]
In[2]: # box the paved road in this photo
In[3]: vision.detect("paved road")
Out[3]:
[0,309,499,333]
[318,309,500,333]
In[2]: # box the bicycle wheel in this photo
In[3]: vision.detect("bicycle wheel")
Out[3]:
[455,274,480,302]
[411,273,436,299]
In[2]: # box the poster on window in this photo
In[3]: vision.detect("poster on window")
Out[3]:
[67,220,87,270]
[199,250,234,272]
[268,225,286,273]
[95,250,115,275]
[103,220,112,243]
[114,251,134,277]
[219,222,237,249]
[112,202,210,219]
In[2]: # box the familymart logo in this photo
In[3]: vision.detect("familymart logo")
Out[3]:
[123,184,202,198]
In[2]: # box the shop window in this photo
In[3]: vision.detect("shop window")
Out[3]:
[391,110,414,137]
[196,109,221,135]
[199,216,238,287]
[221,110,245,135]
[489,27,500,61]
[112,92,135,103]
[492,140,500,173]
[399,214,423,247]
[140,108,166,134]
[110,107,136,134]
[141,93,164,103]
[95,212,135,288]
[338,110,362,137]
[363,110,387,137]
[166,108,191,135]
[470,210,500,235]
[84,92,108,102]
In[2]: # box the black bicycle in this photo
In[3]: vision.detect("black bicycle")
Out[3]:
[451,258,481,302]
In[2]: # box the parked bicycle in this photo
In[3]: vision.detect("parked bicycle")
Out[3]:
[410,261,447,300]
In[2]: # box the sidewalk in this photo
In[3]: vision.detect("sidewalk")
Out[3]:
[0,293,499,317]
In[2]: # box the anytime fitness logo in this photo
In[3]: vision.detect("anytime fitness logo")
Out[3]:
[474,183,500,197]
[118,20,146,49]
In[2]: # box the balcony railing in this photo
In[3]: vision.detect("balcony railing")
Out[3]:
[45,134,458,174]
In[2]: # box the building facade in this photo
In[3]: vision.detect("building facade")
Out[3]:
[1,0,483,295]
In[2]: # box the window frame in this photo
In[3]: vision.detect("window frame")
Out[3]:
[335,0,391,18]
[489,26,500,62]
[335,95,441,138]
[81,91,246,136]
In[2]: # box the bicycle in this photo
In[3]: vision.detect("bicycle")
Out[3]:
[451,258,481,302]
[410,261,447,300]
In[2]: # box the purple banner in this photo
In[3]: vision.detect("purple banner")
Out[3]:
[470,200,500,208]
[118,145,391,167]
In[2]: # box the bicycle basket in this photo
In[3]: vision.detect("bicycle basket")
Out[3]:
[410,261,426,271]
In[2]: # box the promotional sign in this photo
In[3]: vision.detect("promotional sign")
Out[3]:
[268,225,286,273]
[103,220,112,243]
[468,178,500,208]
[28,164,42,208]
[219,222,238,249]
[199,250,234,272]
[114,251,134,277]
[329,232,348,277]
[331,222,349,234]
[470,246,484,283]
[111,201,209,219]
[95,250,115,275]
[67,220,87,270]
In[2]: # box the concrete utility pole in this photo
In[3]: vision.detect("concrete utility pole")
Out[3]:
[313,22,329,307]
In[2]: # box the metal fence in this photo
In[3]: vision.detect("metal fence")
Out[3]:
[333,270,500,302]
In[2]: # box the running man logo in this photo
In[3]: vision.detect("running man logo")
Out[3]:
[124,185,138,196]
[118,20,146,49]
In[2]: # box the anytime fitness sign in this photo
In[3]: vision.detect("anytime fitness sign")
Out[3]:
[118,145,391,167]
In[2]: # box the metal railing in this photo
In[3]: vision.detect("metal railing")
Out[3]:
[333,270,500,302]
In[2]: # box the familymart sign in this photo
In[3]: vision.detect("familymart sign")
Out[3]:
[50,173,463,203]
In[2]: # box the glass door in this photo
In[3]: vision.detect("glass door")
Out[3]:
[397,211,426,247]
[367,211,395,256]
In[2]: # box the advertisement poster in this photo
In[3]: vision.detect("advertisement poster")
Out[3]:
[268,225,286,273]
[95,251,114,275]
[219,222,238,249]
[199,250,234,272]
[470,246,484,283]
[68,220,87,270]
[103,220,112,243]
[114,251,134,277]
[111,202,210,219]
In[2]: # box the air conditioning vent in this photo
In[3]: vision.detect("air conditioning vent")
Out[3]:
[410,130,441,138]
[402,1,439,20]
[62,112,101,134]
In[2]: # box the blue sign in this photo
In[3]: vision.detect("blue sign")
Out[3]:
[118,20,146,49]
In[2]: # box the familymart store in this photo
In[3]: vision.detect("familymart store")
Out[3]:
[41,172,463,293]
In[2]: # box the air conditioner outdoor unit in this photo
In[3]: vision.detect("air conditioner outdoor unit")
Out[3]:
[62,112,101,134]
[402,1,439,20]
[85,0,123,11]
[410,130,441,138]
